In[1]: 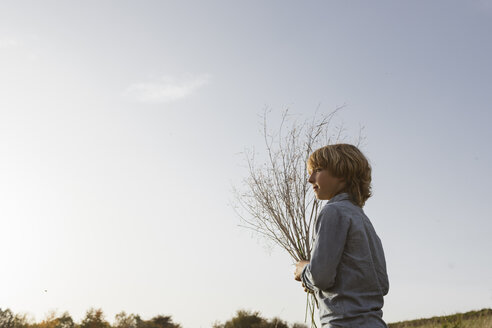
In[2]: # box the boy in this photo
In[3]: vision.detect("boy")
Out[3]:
[294,144,389,327]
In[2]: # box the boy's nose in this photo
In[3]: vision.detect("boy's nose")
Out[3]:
[308,173,315,184]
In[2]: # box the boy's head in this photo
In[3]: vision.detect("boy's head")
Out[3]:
[307,143,372,207]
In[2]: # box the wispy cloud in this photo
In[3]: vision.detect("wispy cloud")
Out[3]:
[126,74,211,104]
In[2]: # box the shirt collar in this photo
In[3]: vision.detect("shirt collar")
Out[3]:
[327,192,351,204]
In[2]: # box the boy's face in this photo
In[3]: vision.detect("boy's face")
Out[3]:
[308,168,346,200]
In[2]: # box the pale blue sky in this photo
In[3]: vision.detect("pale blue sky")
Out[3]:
[1,1,491,327]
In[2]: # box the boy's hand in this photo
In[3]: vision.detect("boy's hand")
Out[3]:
[294,260,309,281]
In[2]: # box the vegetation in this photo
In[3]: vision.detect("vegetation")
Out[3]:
[388,308,492,328]
[1,307,491,328]
[0,308,181,328]
[212,310,305,328]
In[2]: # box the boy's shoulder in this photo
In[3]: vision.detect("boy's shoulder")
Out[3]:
[323,193,360,211]
[318,199,351,222]
[319,195,364,222]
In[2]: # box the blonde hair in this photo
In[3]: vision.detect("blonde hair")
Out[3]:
[307,144,372,207]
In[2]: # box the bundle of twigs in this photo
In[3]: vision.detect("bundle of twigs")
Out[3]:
[233,107,355,327]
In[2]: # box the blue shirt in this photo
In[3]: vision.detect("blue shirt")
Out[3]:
[301,193,389,327]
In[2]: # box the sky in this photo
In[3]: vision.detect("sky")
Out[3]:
[1,1,491,327]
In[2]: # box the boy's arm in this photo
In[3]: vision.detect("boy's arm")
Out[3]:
[301,205,351,291]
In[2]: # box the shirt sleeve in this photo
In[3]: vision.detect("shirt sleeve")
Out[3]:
[301,204,351,291]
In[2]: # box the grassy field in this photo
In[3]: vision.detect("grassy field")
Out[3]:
[388,309,492,328]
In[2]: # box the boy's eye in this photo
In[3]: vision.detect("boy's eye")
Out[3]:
[308,167,322,175]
